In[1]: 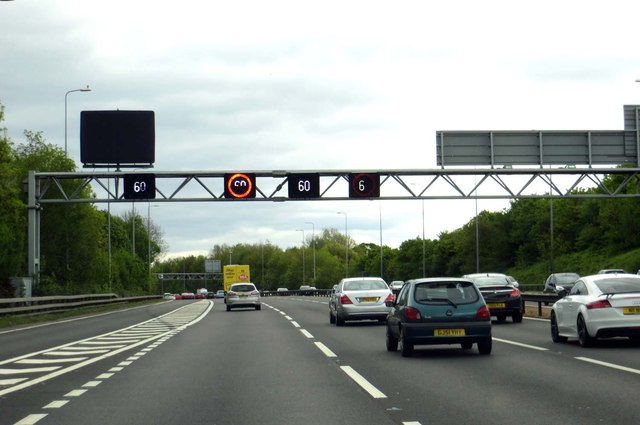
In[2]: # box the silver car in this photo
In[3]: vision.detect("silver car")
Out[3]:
[225,283,261,311]
[329,277,394,326]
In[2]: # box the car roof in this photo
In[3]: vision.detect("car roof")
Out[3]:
[410,277,475,284]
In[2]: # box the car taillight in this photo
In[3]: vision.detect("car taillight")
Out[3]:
[404,307,421,321]
[228,291,236,296]
[476,305,490,319]
[510,288,521,297]
[251,290,259,296]
[384,293,395,303]
[587,299,612,309]
[340,294,352,305]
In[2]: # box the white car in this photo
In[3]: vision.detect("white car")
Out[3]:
[551,274,640,347]
[329,277,394,326]
[225,283,261,311]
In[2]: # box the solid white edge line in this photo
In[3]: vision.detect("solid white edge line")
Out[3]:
[402,422,422,425]
[340,366,386,399]
[314,342,337,357]
[575,356,640,375]
[493,337,548,351]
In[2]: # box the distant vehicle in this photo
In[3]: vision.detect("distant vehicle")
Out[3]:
[225,283,261,311]
[463,272,519,288]
[551,274,640,347]
[223,264,251,292]
[163,293,175,300]
[206,291,216,299]
[174,294,182,300]
[598,269,627,274]
[463,273,523,323]
[181,292,195,300]
[329,277,393,326]
[277,288,289,295]
[385,277,492,357]
[389,281,405,294]
[195,293,206,299]
[299,285,314,295]
[213,290,226,299]
[544,272,580,293]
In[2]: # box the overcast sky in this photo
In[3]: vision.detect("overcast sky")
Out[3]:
[2,1,640,260]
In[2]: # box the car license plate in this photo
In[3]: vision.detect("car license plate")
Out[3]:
[487,303,505,309]
[359,297,378,303]
[623,307,640,315]
[239,294,248,298]
[434,329,465,336]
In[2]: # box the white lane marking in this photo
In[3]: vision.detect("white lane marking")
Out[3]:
[82,380,101,388]
[285,315,293,320]
[96,373,114,379]
[44,400,69,409]
[16,358,87,364]
[575,357,640,375]
[403,422,422,425]
[109,367,124,372]
[291,321,301,328]
[118,361,133,366]
[0,378,28,385]
[314,342,337,358]
[340,366,387,399]
[65,389,87,397]
[0,367,61,375]
[45,349,110,356]
[300,329,314,339]
[493,337,548,351]
[279,311,286,315]
[14,414,48,424]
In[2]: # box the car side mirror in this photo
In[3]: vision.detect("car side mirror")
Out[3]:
[556,288,568,298]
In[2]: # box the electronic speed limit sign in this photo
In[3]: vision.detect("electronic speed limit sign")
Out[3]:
[348,173,380,198]
[288,173,320,199]
[224,173,256,199]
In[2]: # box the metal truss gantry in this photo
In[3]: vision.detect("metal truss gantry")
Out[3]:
[26,166,640,283]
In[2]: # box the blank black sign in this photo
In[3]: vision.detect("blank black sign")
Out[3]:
[80,110,155,167]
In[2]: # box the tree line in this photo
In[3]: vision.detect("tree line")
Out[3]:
[2,102,640,297]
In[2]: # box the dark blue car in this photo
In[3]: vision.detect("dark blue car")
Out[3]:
[386,278,492,357]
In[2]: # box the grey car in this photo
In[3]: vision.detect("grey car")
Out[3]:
[329,277,394,326]
[544,272,580,293]
[225,283,261,311]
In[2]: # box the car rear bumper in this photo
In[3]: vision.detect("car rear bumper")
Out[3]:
[337,304,390,321]
[226,296,260,308]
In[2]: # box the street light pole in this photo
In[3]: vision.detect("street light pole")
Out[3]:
[337,212,348,277]
[305,222,316,283]
[296,229,305,284]
[64,86,91,156]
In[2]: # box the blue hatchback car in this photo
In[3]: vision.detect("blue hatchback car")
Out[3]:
[386,278,492,357]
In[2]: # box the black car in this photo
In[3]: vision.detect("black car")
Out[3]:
[464,274,523,323]
[543,272,580,293]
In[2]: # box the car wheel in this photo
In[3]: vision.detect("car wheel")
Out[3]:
[512,311,523,323]
[255,305,261,311]
[496,315,506,322]
[226,305,231,312]
[577,315,595,347]
[461,342,473,350]
[329,311,336,324]
[477,336,492,355]
[550,312,567,343]
[336,315,345,327]
[399,328,414,357]
[386,326,398,352]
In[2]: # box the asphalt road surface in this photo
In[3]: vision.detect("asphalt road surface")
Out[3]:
[1,297,640,425]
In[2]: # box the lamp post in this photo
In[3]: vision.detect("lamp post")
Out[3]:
[305,222,316,283]
[296,229,305,284]
[64,86,91,156]
[422,199,426,278]
[337,211,348,277]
